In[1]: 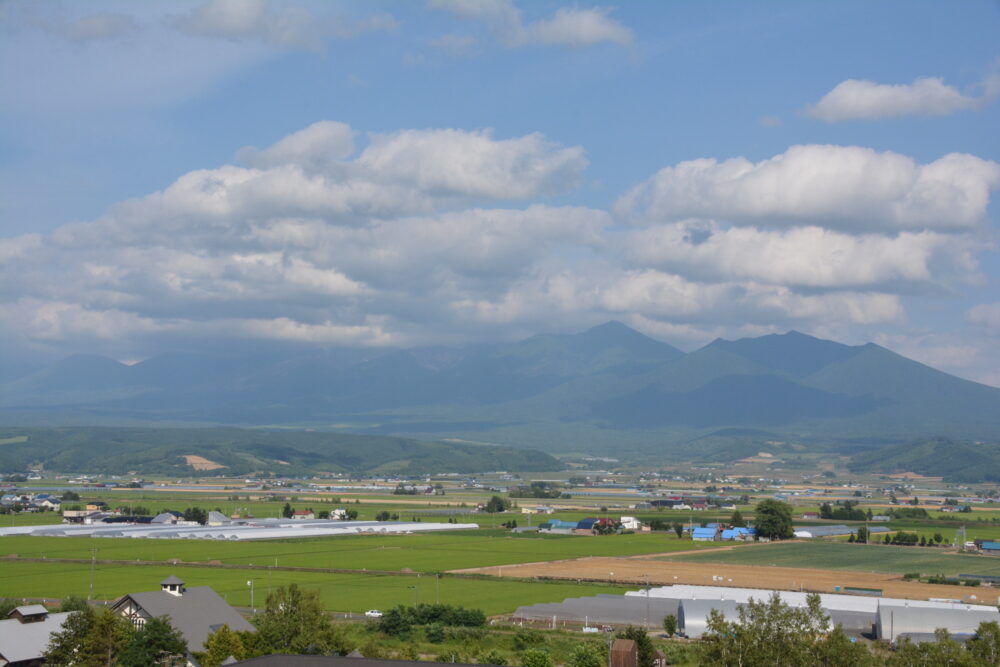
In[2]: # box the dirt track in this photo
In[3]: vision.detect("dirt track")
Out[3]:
[452,556,1000,604]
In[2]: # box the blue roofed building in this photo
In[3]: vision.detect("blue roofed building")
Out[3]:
[692,526,719,541]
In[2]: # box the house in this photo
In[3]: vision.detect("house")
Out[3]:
[620,516,642,531]
[62,509,103,524]
[291,510,315,520]
[85,501,108,511]
[112,576,255,666]
[870,515,891,522]
[802,512,819,519]
[37,498,62,511]
[152,510,184,524]
[0,605,73,667]
[331,508,348,520]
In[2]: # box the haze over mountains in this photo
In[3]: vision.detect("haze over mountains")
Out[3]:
[2,322,999,461]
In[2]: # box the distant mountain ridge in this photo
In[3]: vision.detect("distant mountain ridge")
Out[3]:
[2,323,999,460]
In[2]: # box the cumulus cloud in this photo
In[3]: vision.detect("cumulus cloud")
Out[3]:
[429,0,632,48]
[807,74,1000,122]
[172,0,397,51]
[236,121,357,170]
[3,120,998,367]
[625,223,982,289]
[616,145,1000,232]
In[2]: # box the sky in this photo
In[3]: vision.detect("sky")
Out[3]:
[1,0,999,386]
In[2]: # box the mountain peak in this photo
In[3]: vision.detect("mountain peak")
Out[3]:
[708,330,863,378]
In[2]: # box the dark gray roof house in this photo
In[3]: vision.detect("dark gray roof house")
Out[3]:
[0,606,73,667]
[112,576,255,664]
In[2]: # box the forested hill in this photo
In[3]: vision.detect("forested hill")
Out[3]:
[0,427,561,476]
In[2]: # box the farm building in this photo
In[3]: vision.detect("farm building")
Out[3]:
[876,601,1000,643]
[515,583,1000,639]
[692,526,719,541]
[720,527,755,541]
[0,518,479,541]
[538,519,578,534]
[793,525,889,539]
[979,541,1000,554]
[678,599,739,638]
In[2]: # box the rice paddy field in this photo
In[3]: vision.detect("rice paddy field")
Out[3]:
[667,541,1000,577]
[0,560,630,615]
[0,530,709,572]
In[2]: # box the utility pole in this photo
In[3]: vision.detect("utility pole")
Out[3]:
[88,548,97,600]
[247,579,254,613]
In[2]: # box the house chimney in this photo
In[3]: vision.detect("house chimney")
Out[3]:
[160,575,185,596]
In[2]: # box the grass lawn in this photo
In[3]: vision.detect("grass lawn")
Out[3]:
[0,531,704,572]
[0,561,630,616]
[667,541,1000,577]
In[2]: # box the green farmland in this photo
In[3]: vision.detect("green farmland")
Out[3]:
[0,531,704,572]
[667,541,1000,577]
[0,561,628,616]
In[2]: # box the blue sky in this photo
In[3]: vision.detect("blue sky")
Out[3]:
[1,0,999,386]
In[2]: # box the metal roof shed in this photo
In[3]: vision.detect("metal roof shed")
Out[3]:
[876,602,1000,643]
[678,599,738,639]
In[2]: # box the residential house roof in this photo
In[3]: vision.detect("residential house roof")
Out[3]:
[0,609,72,664]
[112,585,255,652]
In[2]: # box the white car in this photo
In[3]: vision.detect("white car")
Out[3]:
[365,610,383,618]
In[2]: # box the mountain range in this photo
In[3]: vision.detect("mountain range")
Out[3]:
[2,322,999,464]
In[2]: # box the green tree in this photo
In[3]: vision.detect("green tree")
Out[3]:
[703,593,874,666]
[889,628,968,666]
[566,641,606,667]
[59,594,89,612]
[44,606,133,667]
[672,521,684,538]
[378,607,412,636]
[520,648,553,667]
[253,584,347,654]
[183,507,208,525]
[0,598,18,617]
[485,495,510,513]
[281,503,293,519]
[729,510,746,527]
[753,499,794,540]
[663,613,677,637]
[479,649,508,666]
[118,616,187,667]
[201,624,246,667]
[967,621,1000,665]
[617,626,655,667]
[856,526,869,543]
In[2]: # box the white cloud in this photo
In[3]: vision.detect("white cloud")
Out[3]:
[3,119,998,369]
[357,128,587,200]
[616,145,1000,232]
[527,8,633,47]
[429,0,632,49]
[172,0,397,51]
[967,302,1000,335]
[236,121,357,170]
[807,74,1000,122]
[626,223,982,289]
